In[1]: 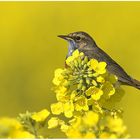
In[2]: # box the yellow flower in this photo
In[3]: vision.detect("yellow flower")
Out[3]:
[51,102,63,115]
[84,132,96,138]
[0,118,22,138]
[70,90,76,100]
[48,117,59,129]
[86,86,103,100]
[96,62,106,74]
[0,117,35,138]
[66,50,84,66]
[11,130,35,138]
[66,117,83,138]
[89,59,98,69]
[107,116,126,134]
[83,111,99,127]
[60,124,69,133]
[0,117,21,130]
[89,59,107,75]
[93,103,103,114]
[31,109,50,122]
[97,76,105,83]
[75,96,89,111]
[65,113,98,138]
[66,56,74,66]
[55,86,67,101]
[66,128,82,138]
[73,49,80,57]
[91,88,103,100]
[63,101,74,118]
[69,117,81,129]
[53,69,64,86]
[99,132,117,138]
[102,81,115,97]
[66,50,80,65]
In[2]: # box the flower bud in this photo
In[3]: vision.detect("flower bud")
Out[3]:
[86,79,90,85]
[84,56,88,63]
[83,64,87,70]
[80,79,84,84]
[74,60,78,67]
[78,83,83,90]
[82,86,86,91]
[88,74,93,78]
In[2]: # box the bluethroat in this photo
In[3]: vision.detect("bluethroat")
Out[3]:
[58,31,140,90]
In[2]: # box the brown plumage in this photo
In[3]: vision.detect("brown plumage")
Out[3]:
[58,31,140,90]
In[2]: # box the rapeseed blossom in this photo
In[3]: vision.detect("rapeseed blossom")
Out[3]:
[50,49,128,138]
[52,49,122,116]
[31,109,50,122]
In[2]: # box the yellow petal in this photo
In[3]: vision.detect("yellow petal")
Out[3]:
[66,56,74,65]
[75,96,89,111]
[51,102,63,115]
[91,88,103,100]
[52,68,64,86]
[96,62,107,74]
[83,111,99,127]
[32,109,50,122]
[66,128,82,138]
[86,86,103,100]
[72,49,80,58]
[84,132,96,138]
[107,117,126,134]
[97,76,105,83]
[64,111,73,118]
[89,59,98,70]
[63,102,74,118]
[99,132,111,138]
[11,130,35,138]
[102,82,115,97]
[48,117,59,129]
[60,124,69,133]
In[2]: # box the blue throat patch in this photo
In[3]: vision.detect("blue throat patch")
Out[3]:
[67,40,77,57]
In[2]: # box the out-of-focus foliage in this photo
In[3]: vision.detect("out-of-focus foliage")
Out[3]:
[0,2,140,137]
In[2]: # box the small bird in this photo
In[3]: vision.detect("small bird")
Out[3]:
[58,31,140,90]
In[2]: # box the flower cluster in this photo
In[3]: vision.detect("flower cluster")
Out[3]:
[18,109,50,138]
[50,49,128,138]
[52,50,124,117]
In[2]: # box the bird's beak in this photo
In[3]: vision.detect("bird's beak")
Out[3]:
[57,35,73,41]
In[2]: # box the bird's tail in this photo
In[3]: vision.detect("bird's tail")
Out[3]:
[131,78,140,90]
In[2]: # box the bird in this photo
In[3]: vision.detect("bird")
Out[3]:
[58,31,140,90]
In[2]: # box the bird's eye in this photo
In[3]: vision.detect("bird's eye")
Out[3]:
[75,36,81,41]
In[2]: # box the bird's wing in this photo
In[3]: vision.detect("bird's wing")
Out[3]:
[107,62,133,85]
[79,47,133,86]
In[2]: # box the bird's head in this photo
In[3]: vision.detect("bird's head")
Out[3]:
[58,31,95,57]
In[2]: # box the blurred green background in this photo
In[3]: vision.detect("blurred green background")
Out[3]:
[0,1,140,138]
